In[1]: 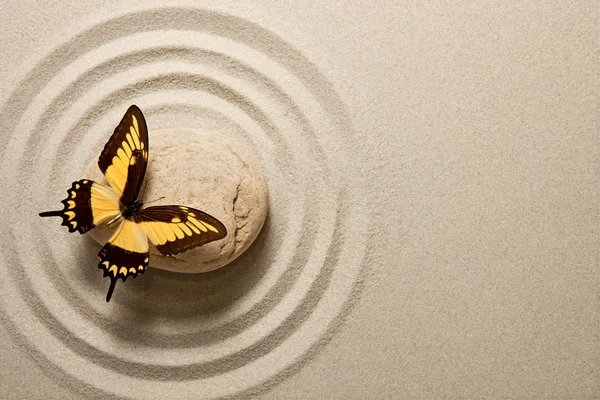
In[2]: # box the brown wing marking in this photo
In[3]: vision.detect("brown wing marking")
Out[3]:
[97,219,149,302]
[97,105,148,204]
[120,151,147,207]
[39,180,120,234]
[135,205,227,256]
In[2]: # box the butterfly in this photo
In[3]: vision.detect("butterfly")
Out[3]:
[39,105,227,302]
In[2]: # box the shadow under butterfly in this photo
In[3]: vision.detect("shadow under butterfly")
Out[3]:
[39,105,228,302]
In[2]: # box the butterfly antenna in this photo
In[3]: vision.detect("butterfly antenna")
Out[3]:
[39,210,63,217]
[144,196,165,205]
[106,278,118,302]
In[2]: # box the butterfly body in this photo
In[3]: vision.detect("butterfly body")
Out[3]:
[123,199,144,218]
[40,105,227,302]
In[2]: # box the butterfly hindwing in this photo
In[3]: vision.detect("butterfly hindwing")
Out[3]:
[39,180,121,234]
[98,219,150,302]
[98,105,148,204]
[135,205,227,256]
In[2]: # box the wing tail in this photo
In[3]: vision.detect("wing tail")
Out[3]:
[106,278,118,302]
[39,210,63,217]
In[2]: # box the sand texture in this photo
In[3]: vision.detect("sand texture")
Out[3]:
[0,1,598,400]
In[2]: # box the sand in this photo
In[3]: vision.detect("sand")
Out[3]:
[0,1,597,399]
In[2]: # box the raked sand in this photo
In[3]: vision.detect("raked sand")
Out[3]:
[0,1,597,399]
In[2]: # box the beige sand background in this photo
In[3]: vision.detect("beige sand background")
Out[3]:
[0,1,598,399]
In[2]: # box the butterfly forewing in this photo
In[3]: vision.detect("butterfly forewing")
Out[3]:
[98,105,148,205]
[135,205,228,256]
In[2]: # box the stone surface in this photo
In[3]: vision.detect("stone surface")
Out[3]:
[84,129,269,273]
